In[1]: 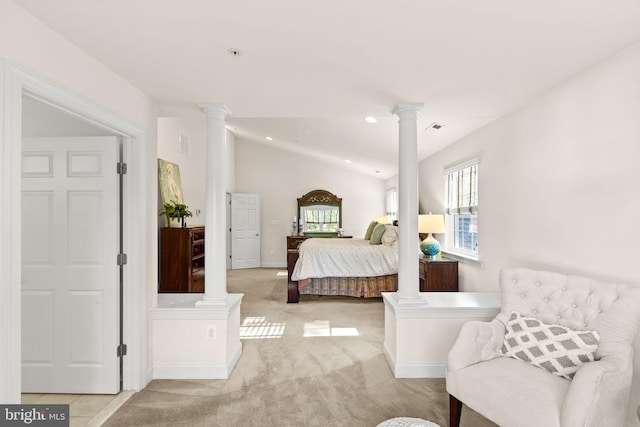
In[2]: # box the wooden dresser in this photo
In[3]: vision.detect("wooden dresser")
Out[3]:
[419,257,458,292]
[159,226,205,293]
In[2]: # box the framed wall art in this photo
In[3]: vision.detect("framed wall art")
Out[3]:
[158,158,184,205]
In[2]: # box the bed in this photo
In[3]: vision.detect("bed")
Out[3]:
[287,226,399,303]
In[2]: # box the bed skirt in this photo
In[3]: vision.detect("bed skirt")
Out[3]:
[298,275,398,298]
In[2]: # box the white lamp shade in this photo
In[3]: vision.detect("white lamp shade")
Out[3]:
[418,214,445,234]
[375,215,390,224]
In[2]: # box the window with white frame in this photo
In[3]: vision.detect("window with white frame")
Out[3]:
[302,206,339,232]
[444,159,478,257]
[385,187,397,222]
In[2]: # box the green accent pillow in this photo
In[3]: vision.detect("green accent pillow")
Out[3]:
[370,223,386,245]
[364,221,378,240]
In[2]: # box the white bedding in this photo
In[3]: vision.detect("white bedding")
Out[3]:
[291,238,399,280]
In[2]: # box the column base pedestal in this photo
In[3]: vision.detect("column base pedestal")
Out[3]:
[152,293,243,379]
[381,291,500,378]
[195,294,231,307]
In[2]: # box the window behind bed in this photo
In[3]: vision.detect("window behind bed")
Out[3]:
[297,189,342,235]
[303,206,339,232]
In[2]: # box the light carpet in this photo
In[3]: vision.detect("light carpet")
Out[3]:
[103,268,496,427]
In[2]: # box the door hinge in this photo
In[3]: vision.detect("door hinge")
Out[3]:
[117,253,128,266]
[117,344,127,357]
[117,162,127,175]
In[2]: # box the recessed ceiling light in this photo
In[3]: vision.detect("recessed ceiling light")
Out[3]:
[364,116,377,124]
[265,136,273,141]
[345,159,352,163]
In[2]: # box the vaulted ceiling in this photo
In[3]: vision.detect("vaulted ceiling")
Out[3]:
[13,0,640,178]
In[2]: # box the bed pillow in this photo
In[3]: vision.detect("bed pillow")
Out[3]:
[370,223,386,245]
[381,225,399,249]
[501,311,600,380]
[364,221,378,240]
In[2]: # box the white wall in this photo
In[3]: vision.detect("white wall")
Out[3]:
[392,40,640,425]
[0,2,156,128]
[157,116,207,226]
[157,117,237,227]
[410,40,640,292]
[234,139,386,268]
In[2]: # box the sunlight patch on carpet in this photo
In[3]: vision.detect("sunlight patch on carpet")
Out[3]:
[276,271,287,277]
[240,317,285,339]
[303,320,359,337]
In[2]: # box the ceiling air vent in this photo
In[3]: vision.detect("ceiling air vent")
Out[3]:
[178,131,189,155]
[425,122,444,133]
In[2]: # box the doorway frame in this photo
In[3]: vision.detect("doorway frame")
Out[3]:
[1,60,148,402]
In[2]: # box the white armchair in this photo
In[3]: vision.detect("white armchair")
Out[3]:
[446,268,640,427]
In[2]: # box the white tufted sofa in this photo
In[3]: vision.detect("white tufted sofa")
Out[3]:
[446,267,640,427]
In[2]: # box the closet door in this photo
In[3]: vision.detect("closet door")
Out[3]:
[21,137,120,394]
[231,193,261,269]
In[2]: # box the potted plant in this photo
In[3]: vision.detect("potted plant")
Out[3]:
[161,200,193,227]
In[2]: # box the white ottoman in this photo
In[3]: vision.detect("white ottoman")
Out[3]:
[376,417,440,427]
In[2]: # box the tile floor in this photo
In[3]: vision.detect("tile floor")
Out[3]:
[21,392,133,426]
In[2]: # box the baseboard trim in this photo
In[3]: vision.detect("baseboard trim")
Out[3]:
[261,262,287,269]
[393,362,447,378]
[153,364,230,379]
[383,343,447,378]
[152,341,243,380]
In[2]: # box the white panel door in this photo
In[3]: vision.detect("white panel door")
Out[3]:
[21,137,119,394]
[231,193,261,269]
[226,192,232,269]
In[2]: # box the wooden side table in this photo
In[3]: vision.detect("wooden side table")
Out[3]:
[287,249,300,303]
[419,257,458,292]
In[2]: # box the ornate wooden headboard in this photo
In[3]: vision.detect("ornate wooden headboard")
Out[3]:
[297,189,342,229]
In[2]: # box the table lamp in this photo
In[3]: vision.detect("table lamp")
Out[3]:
[418,213,445,258]
[375,215,390,225]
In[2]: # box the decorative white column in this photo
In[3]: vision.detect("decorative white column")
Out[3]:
[197,103,231,305]
[392,103,424,303]
[156,105,243,379]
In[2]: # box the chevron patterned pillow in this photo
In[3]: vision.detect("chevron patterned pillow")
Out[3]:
[501,311,600,380]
